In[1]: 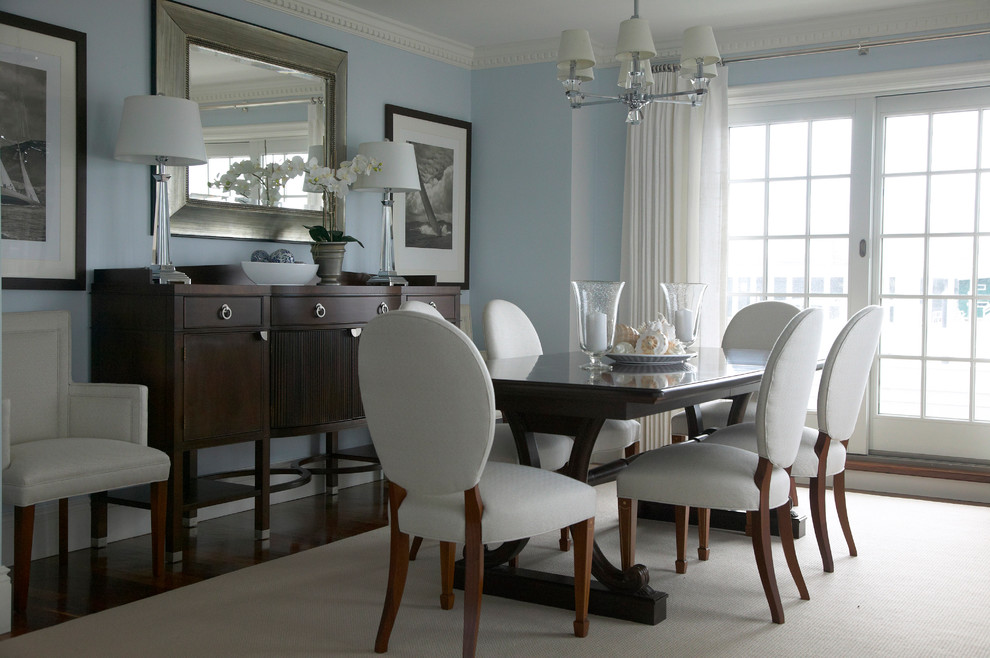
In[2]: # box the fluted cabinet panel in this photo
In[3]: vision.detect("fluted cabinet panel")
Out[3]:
[271,329,353,429]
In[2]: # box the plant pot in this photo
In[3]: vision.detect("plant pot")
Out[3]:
[311,242,347,285]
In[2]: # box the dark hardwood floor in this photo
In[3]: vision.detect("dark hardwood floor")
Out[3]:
[0,481,389,639]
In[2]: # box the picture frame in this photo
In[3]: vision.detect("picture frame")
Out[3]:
[386,105,471,289]
[0,12,86,290]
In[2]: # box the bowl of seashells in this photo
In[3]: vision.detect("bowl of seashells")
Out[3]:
[607,316,696,365]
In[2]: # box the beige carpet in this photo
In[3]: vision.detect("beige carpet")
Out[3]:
[2,483,989,657]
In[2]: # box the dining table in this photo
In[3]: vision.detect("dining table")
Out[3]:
[465,346,776,625]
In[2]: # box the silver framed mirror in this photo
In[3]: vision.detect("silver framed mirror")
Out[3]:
[155,0,347,242]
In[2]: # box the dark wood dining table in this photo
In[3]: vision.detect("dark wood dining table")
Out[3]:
[471,347,772,625]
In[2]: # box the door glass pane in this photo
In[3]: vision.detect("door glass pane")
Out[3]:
[878,358,921,416]
[880,298,923,356]
[929,173,976,233]
[931,110,978,172]
[925,360,970,420]
[768,180,806,235]
[769,122,807,178]
[928,236,973,296]
[927,298,971,359]
[884,114,929,174]
[882,176,927,234]
[728,182,765,236]
[809,238,847,294]
[809,178,850,234]
[881,237,925,295]
[811,119,852,175]
[976,363,990,422]
[730,125,766,179]
[767,239,805,295]
[726,241,764,294]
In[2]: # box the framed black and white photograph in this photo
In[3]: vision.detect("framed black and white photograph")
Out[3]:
[386,104,471,288]
[0,12,86,290]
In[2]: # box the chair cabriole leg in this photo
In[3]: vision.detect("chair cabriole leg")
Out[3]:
[777,502,809,600]
[751,459,784,624]
[375,484,409,654]
[833,469,857,557]
[811,431,835,571]
[570,517,594,638]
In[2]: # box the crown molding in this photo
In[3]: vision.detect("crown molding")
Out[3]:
[245,0,990,71]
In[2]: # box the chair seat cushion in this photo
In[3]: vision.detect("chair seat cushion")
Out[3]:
[670,399,756,436]
[703,424,846,478]
[397,461,596,544]
[488,424,573,471]
[592,419,640,455]
[616,439,791,511]
[3,438,171,507]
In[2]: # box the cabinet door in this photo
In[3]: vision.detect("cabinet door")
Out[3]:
[183,332,268,442]
[270,329,355,430]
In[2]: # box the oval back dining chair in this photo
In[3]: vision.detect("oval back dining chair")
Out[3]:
[706,305,883,572]
[616,307,823,624]
[359,308,597,656]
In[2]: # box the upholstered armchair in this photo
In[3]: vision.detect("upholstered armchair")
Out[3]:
[2,311,171,612]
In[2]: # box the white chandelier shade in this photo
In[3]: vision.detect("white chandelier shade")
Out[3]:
[615,17,656,61]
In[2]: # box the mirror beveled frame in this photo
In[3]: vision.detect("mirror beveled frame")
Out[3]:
[155,0,347,243]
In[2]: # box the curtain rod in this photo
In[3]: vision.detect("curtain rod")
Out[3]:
[719,27,990,65]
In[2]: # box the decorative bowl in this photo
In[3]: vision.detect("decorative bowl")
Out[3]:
[240,261,318,286]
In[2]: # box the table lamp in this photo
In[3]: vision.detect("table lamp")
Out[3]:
[114,94,207,284]
[353,141,421,286]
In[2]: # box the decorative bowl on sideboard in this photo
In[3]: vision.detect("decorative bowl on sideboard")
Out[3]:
[240,261,319,285]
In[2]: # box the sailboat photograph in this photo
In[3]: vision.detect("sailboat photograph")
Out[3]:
[404,141,453,251]
[0,58,48,242]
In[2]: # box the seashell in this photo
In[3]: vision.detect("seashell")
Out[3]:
[636,330,669,355]
[250,249,270,262]
[665,339,687,355]
[611,341,635,354]
[615,323,640,346]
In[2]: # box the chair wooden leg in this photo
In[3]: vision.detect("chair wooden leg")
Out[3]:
[570,517,594,638]
[777,503,809,600]
[697,508,710,560]
[558,527,571,552]
[409,536,424,561]
[440,541,456,610]
[463,487,484,658]
[750,508,784,624]
[617,497,637,571]
[375,485,410,654]
[150,481,167,578]
[90,491,108,549]
[58,498,69,564]
[624,441,641,458]
[13,505,36,613]
[674,505,689,574]
[808,475,834,572]
[833,470,858,557]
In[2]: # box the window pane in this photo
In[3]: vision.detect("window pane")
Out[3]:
[809,178,850,235]
[925,360,970,420]
[880,298,923,356]
[927,298,971,359]
[882,176,927,234]
[976,363,990,422]
[931,111,978,172]
[976,298,990,359]
[767,180,806,235]
[729,125,766,180]
[726,295,761,318]
[767,239,805,294]
[728,182,765,236]
[928,236,973,296]
[884,114,929,174]
[726,241,764,294]
[815,296,848,359]
[811,119,852,175]
[768,122,807,178]
[809,238,848,295]
[881,237,925,295]
[978,235,990,294]
[980,173,989,233]
[929,173,976,233]
[878,358,921,416]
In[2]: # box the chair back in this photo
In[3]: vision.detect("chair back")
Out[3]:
[359,309,496,496]
[2,311,71,446]
[399,299,445,319]
[754,307,823,467]
[722,301,801,351]
[818,305,883,442]
[483,299,543,359]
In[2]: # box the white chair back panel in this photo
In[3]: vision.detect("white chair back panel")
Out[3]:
[818,306,883,442]
[399,299,445,319]
[754,307,823,467]
[2,311,71,444]
[359,310,496,496]
[483,299,544,360]
[721,301,801,351]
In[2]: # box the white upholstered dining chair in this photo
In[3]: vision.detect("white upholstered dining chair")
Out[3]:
[704,305,883,572]
[2,311,171,612]
[616,307,822,624]
[359,308,597,656]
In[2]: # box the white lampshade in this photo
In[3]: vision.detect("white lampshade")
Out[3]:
[680,61,718,80]
[617,59,654,89]
[114,95,207,166]
[352,141,420,193]
[557,29,596,69]
[557,62,594,82]
[615,17,656,61]
[680,25,720,67]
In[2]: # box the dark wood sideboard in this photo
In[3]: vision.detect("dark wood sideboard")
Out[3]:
[90,266,460,561]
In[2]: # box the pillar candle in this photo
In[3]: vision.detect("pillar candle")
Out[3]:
[586,311,608,352]
[674,308,694,343]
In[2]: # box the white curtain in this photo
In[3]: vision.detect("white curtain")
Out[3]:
[620,66,729,450]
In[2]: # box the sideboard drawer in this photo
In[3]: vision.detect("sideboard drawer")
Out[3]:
[403,293,456,320]
[272,294,401,327]
[184,296,264,329]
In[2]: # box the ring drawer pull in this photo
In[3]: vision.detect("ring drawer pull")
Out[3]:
[314,303,327,319]
[429,301,438,309]
[218,304,233,320]
[377,302,389,315]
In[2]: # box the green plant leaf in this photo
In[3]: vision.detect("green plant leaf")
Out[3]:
[304,225,332,242]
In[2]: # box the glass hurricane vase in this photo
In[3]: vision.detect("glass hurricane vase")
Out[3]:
[571,280,625,370]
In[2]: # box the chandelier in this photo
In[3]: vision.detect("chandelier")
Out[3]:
[556,1,720,125]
